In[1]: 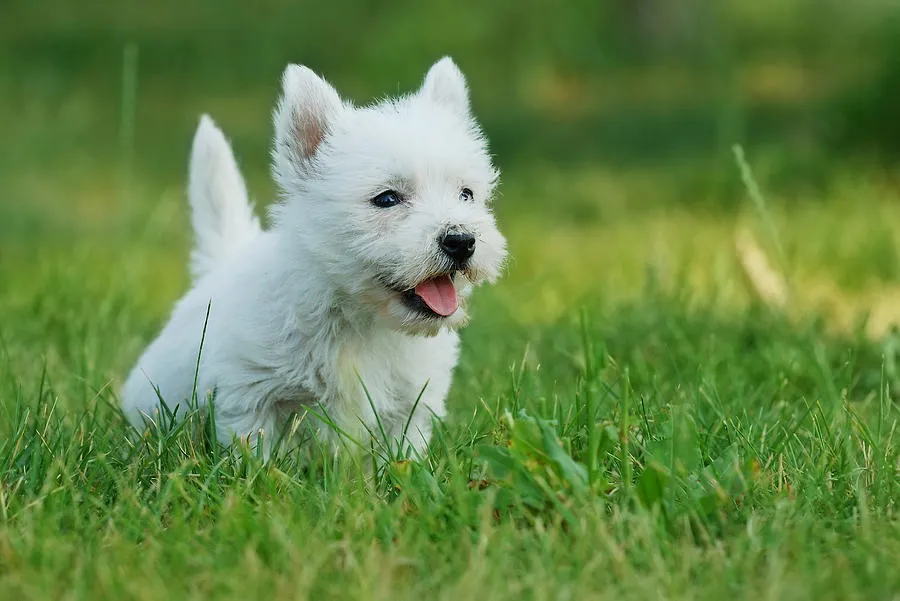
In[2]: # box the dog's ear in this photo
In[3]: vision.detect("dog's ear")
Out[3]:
[272,65,343,181]
[421,57,470,116]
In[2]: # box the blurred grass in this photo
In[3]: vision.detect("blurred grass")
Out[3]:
[2,1,900,600]
[0,0,885,200]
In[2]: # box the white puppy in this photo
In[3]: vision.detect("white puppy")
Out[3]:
[121,58,507,459]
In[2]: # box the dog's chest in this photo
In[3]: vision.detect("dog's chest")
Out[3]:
[333,333,420,414]
[276,326,458,436]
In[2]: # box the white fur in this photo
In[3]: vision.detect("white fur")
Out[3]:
[188,116,262,280]
[121,58,507,459]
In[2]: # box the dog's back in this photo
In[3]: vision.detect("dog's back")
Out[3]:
[122,117,265,429]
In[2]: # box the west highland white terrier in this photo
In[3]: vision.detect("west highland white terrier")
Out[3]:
[121,58,507,459]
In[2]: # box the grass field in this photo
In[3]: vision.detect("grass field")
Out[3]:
[2,2,900,600]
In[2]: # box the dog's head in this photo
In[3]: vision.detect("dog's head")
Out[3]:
[270,58,506,335]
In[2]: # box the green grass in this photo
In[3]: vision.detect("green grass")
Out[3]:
[2,162,900,599]
[3,2,900,599]
[1,254,899,600]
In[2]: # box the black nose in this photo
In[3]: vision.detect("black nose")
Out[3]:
[440,231,476,264]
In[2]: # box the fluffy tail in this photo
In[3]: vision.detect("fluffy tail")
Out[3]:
[187,115,262,280]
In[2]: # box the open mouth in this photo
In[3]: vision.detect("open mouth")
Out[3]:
[400,274,458,318]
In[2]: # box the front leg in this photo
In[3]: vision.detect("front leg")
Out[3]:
[386,382,448,461]
[211,385,281,459]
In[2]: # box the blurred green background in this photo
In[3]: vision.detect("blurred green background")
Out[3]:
[4,4,900,599]
[4,0,900,344]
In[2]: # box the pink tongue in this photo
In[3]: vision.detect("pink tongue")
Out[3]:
[414,275,458,316]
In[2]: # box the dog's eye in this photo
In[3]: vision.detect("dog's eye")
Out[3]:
[459,188,474,202]
[371,190,403,208]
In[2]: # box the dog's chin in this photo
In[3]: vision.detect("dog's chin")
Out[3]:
[388,295,469,336]
[373,273,472,336]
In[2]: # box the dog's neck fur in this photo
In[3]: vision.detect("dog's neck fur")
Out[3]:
[270,223,413,352]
